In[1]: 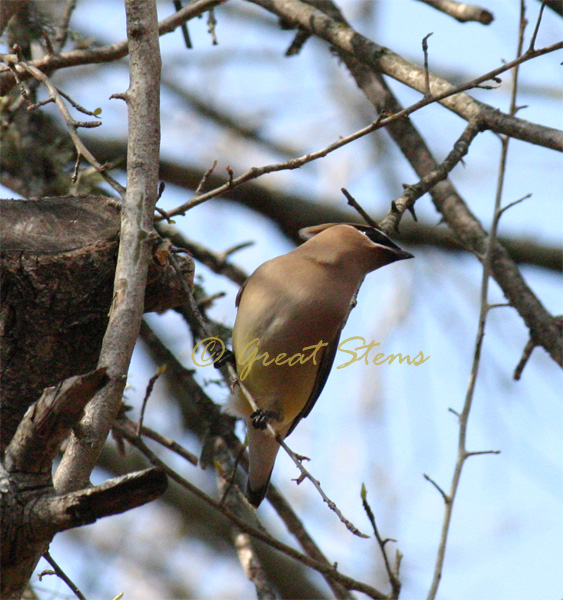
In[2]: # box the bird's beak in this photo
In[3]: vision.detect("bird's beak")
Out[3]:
[394,249,414,261]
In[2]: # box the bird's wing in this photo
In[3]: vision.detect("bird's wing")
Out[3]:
[285,321,345,437]
[235,278,248,308]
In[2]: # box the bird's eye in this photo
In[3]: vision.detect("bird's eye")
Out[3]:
[353,225,402,251]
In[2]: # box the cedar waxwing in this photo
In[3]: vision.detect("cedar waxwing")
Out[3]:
[227,223,413,507]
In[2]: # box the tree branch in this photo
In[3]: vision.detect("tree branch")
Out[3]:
[415,0,494,24]
[246,0,562,151]
[138,319,356,600]
[85,139,563,273]
[0,0,225,95]
[307,3,563,366]
[42,468,168,532]
[113,417,384,598]
[426,12,532,596]
[0,369,166,599]
[54,0,163,493]
[378,117,485,233]
[3,368,108,475]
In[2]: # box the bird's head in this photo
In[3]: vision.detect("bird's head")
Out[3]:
[298,223,414,272]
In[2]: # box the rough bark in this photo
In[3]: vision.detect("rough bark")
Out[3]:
[0,195,193,454]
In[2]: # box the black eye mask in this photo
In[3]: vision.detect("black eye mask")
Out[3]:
[352,225,403,252]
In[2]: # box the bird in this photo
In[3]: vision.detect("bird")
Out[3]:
[227,223,413,507]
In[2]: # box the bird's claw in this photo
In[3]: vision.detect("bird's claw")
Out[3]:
[213,348,235,369]
[250,409,279,430]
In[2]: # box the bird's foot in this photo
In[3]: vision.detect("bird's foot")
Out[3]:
[250,409,279,430]
[213,348,235,369]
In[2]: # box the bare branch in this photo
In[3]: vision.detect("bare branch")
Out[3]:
[139,424,199,466]
[312,5,563,366]
[378,118,484,233]
[415,0,494,24]
[86,139,563,273]
[42,552,87,600]
[361,485,401,598]
[465,450,501,457]
[43,468,168,531]
[423,474,449,503]
[137,366,166,435]
[54,0,162,493]
[157,221,249,285]
[213,438,278,600]
[4,368,108,475]
[246,0,562,151]
[16,61,125,195]
[163,37,559,219]
[53,0,78,52]
[112,417,384,598]
[422,32,433,97]
[0,0,225,95]
[137,321,356,600]
[426,10,528,597]
[233,530,278,599]
[173,0,193,48]
[342,187,378,227]
[529,0,548,51]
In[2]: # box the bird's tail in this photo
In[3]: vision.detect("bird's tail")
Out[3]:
[246,426,281,507]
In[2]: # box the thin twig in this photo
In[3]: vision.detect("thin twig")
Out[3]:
[71,152,81,183]
[42,551,87,600]
[497,193,531,218]
[529,0,547,51]
[422,32,433,97]
[194,160,218,196]
[423,474,448,503]
[139,422,199,465]
[513,337,536,380]
[155,221,248,285]
[137,365,167,436]
[361,485,401,598]
[465,449,501,457]
[341,188,378,227]
[488,302,511,310]
[56,86,101,117]
[219,241,255,261]
[218,443,247,506]
[13,60,124,196]
[161,40,562,219]
[425,7,527,598]
[379,118,484,234]
[173,0,193,49]
[513,315,563,380]
[54,0,77,52]
[273,432,369,538]
[113,417,386,599]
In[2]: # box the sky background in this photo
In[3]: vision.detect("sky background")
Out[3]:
[2,0,562,598]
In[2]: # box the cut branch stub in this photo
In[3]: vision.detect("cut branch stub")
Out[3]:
[0,195,194,453]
